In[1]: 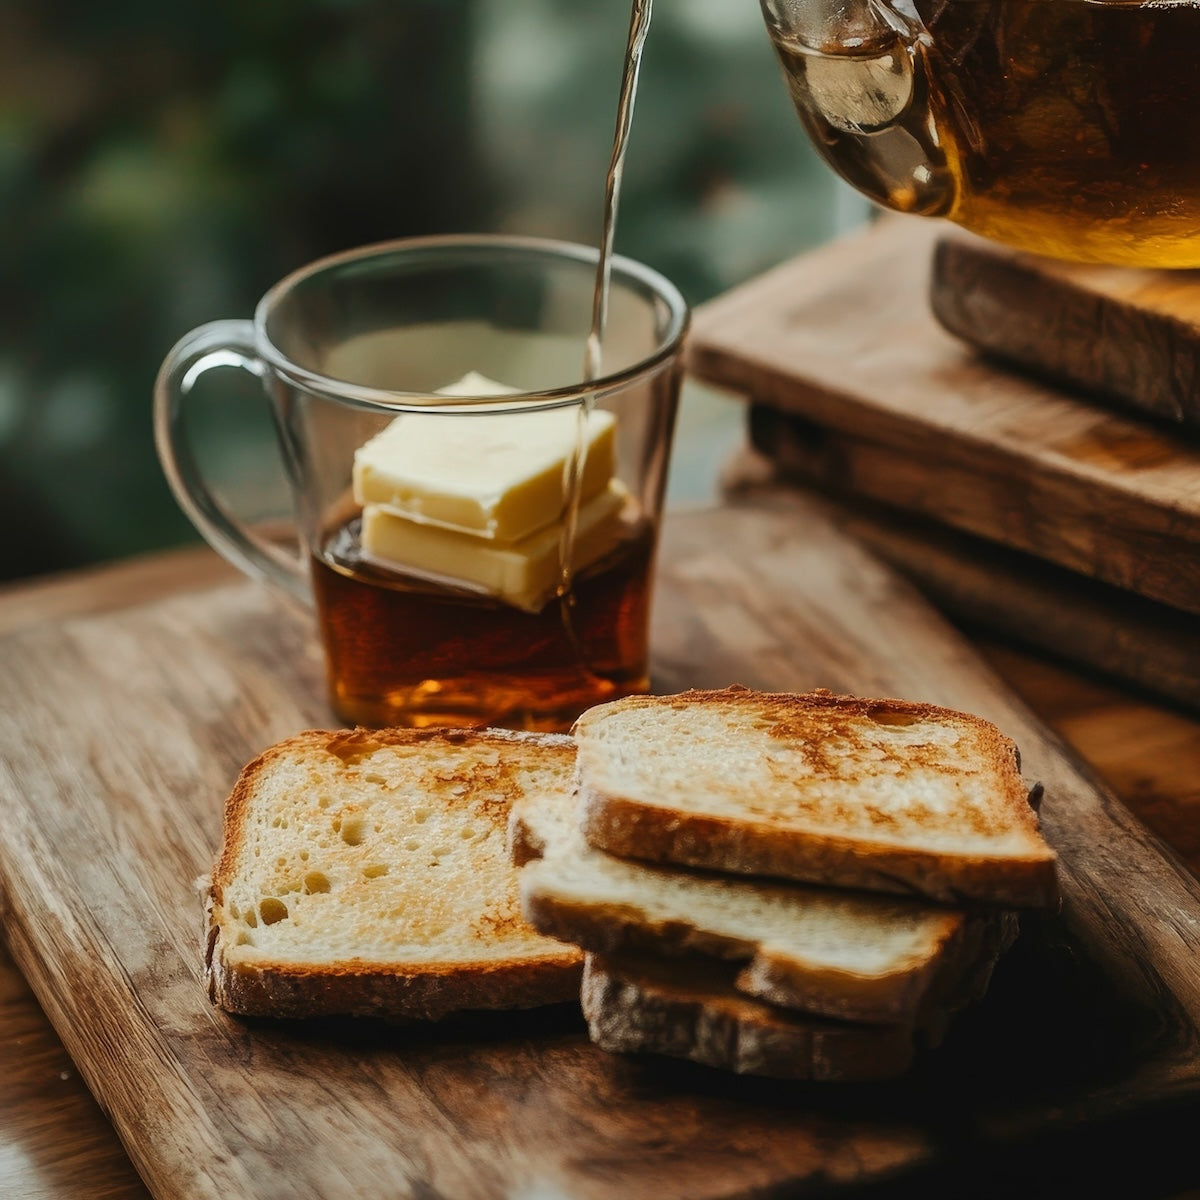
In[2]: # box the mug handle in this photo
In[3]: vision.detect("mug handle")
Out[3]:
[153,319,311,606]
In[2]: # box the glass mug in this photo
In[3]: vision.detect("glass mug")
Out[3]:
[760,0,1200,267]
[154,235,689,731]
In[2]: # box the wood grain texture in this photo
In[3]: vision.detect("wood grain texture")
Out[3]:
[0,941,152,1200]
[3,503,1200,1198]
[930,231,1200,426]
[974,645,1200,878]
[686,216,1200,616]
[0,542,240,638]
[733,420,1200,713]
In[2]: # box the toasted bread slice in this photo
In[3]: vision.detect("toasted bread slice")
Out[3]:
[582,914,1018,1082]
[581,953,918,1082]
[574,687,1058,908]
[511,792,969,1024]
[205,727,583,1021]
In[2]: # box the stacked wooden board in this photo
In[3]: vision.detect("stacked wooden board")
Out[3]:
[688,217,1200,712]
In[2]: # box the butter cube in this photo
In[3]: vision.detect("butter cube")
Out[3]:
[353,406,617,542]
[360,481,628,612]
[432,371,521,398]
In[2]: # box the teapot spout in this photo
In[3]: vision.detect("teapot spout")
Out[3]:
[762,0,962,218]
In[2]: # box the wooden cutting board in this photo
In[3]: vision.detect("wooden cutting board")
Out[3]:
[687,217,1200,617]
[3,502,1200,1200]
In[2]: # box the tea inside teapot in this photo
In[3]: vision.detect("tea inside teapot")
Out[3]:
[763,0,1200,267]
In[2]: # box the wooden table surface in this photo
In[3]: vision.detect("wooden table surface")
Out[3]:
[3,541,1200,1200]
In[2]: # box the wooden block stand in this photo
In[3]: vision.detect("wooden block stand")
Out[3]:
[931,231,1200,428]
[689,216,1200,713]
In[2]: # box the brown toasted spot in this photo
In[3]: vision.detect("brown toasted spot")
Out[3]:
[867,707,922,727]
[325,729,383,765]
[473,903,526,941]
[424,756,527,822]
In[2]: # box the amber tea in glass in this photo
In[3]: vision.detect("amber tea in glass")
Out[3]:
[310,510,657,730]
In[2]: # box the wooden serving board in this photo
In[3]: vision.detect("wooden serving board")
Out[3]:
[687,217,1200,617]
[4,502,1200,1199]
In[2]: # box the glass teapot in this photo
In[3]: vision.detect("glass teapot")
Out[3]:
[760,0,1200,267]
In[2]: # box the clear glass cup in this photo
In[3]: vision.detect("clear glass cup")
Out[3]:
[154,234,689,731]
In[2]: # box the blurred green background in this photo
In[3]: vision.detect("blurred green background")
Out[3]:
[0,0,866,583]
